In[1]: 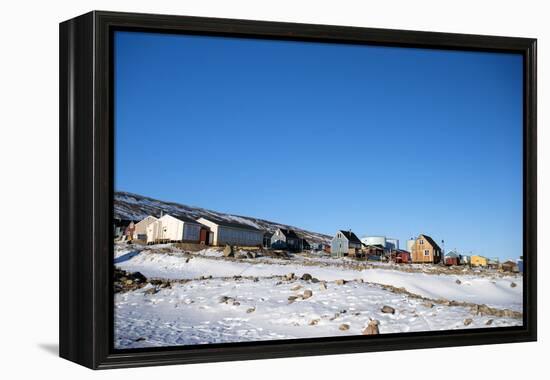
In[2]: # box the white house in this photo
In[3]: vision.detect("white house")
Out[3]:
[197,217,263,246]
[133,215,158,241]
[146,214,202,244]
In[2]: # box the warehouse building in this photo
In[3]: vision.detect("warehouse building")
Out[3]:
[197,217,264,246]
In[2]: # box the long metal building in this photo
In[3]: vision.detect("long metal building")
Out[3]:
[197,216,264,246]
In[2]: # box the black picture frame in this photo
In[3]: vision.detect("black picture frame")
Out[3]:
[59,10,537,369]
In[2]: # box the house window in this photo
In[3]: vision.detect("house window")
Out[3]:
[420,239,424,245]
[424,250,430,256]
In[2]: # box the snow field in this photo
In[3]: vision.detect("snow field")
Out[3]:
[115,277,520,349]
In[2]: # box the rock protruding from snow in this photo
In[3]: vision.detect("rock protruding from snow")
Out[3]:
[339,323,350,331]
[223,245,234,257]
[218,295,240,306]
[288,295,299,304]
[114,269,148,292]
[285,273,296,281]
[363,319,380,335]
[381,305,395,314]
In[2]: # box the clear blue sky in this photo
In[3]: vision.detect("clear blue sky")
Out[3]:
[114,31,523,260]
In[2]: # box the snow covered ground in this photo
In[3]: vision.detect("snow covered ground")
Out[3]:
[114,244,523,349]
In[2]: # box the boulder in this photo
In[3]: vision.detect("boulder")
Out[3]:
[311,278,320,283]
[291,284,302,291]
[223,245,234,257]
[133,272,147,282]
[472,304,493,316]
[335,279,346,286]
[319,282,328,290]
[288,295,299,303]
[362,319,380,335]
[485,319,494,326]
[301,273,313,281]
[144,287,159,295]
[285,273,296,281]
[339,323,350,331]
[303,290,313,299]
[219,296,239,305]
[455,279,462,285]
[381,305,395,314]
[309,319,320,326]
[510,282,517,288]
[246,307,256,313]
[463,318,473,326]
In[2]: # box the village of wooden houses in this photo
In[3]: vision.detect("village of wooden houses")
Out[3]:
[115,212,523,272]
[113,196,524,348]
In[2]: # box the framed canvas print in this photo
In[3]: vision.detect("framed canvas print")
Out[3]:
[59,11,537,369]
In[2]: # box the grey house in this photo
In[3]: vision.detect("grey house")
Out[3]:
[331,230,362,257]
[271,228,303,251]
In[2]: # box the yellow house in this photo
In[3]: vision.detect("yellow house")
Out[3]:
[470,255,488,267]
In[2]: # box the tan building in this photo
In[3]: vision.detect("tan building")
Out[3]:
[133,215,158,241]
[411,234,442,264]
[146,214,202,244]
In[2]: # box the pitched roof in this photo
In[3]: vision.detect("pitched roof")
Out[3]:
[161,213,201,225]
[198,216,262,232]
[420,234,441,250]
[278,228,300,239]
[338,230,362,244]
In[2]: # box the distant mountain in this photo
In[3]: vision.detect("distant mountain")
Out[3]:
[114,191,332,245]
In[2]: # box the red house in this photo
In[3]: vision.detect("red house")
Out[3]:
[444,251,461,266]
[393,249,411,264]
